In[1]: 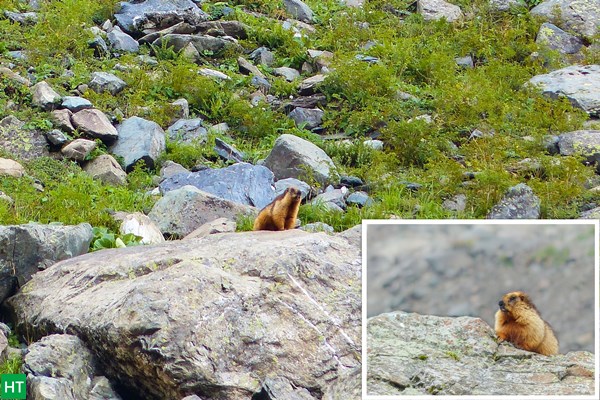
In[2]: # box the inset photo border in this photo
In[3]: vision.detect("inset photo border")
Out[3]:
[361,220,599,400]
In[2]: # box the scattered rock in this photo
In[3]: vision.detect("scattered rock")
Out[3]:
[160,162,275,209]
[442,193,467,212]
[417,0,464,22]
[0,222,93,302]
[0,191,13,204]
[346,191,374,207]
[195,20,249,39]
[170,98,189,121]
[198,68,230,80]
[340,176,364,187]
[301,222,335,233]
[149,185,256,237]
[288,107,324,130]
[254,377,314,400]
[312,189,347,210]
[455,55,474,68]
[531,0,599,40]
[0,115,50,160]
[488,0,526,12]
[0,158,25,178]
[118,212,165,244]
[114,0,209,34]
[4,10,38,25]
[557,130,600,171]
[299,74,325,95]
[89,35,110,58]
[61,96,93,112]
[285,94,328,113]
[486,183,540,219]
[273,67,300,82]
[45,129,70,148]
[250,46,275,66]
[536,22,584,55]
[183,217,236,240]
[138,21,196,44]
[283,0,314,23]
[89,72,127,95]
[83,154,128,186]
[107,26,140,52]
[264,134,337,185]
[111,116,167,171]
[214,137,245,163]
[274,178,311,200]
[71,108,119,143]
[60,138,97,161]
[166,118,208,143]
[579,206,600,219]
[50,109,75,132]
[0,66,31,86]
[31,81,62,110]
[363,139,383,150]
[89,376,122,400]
[237,56,265,78]
[251,75,271,92]
[153,34,237,57]
[160,160,189,181]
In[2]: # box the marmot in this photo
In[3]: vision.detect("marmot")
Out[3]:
[253,186,302,231]
[494,291,559,356]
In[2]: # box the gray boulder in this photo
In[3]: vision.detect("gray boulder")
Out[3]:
[488,0,526,12]
[149,185,256,237]
[71,108,119,143]
[89,72,127,95]
[536,22,584,54]
[50,109,75,133]
[557,130,600,170]
[283,0,314,23]
[0,222,93,302]
[0,157,25,178]
[346,191,374,208]
[528,65,600,116]
[166,118,207,143]
[4,10,38,25]
[83,154,128,186]
[299,74,325,95]
[115,0,209,34]
[107,26,139,52]
[264,134,337,185]
[486,183,540,219]
[111,116,166,171]
[195,20,249,39]
[214,137,245,163]
[60,138,97,161]
[28,376,77,400]
[0,116,50,160]
[159,162,275,209]
[89,376,122,400]
[417,0,464,22]
[159,160,189,181]
[531,0,600,40]
[274,67,300,82]
[8,229,360,399]
[274,178,311,200]
[312,189,348,210]
[61,96,93,112]
[288,107,324,130]
[323,367,361,400]
[152,34,237,56]
[31,81,62,110]
[442,193,467,212]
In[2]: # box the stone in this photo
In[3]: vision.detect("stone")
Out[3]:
[274,178,311,200]
[363,139,383,150]
[159,162,275,209]
[251,75,271,92]
[166,118,208,143]
[31,81,62,110]
[45,129,70,147]
[214,138,245,163]
[170,98,189,121]
[579,206,600,219]
[114,0,209,34]
[83,154,128,186]
[183,217,236,240]
[0,191,13,204]
[301,222,335,233]
[367,311,594,395]
[299,74,326,95]
[111,116,166,172]
[346,191,374,207]
[0,66,31,86]
[273,67,300,82]
[0,116,50,160]
[198,68,230,80]
[536,23,584,55]
[61,96,93,112]
[418,0,463,22]
[160,160,189,181]
[442,193,467,212]
[28,376,77,400]
[71,108,119,143]
[531,0,600,40]
[312,189,347,210]
[107,26,140,52]
[152,34,237,57]
[0,158,25,178]
[528,65,600,117]
[138,21,196,44]
[341,0,365,7]
[89,376,122,400]
[323,367,361,400]
[0,222,93,303]
[340,176,364,187]
[488,0,526,11]
[265,135,336,185]
[237,56,265,78]
[249,46,275,66]
[7,229,360,399]
[254,377,314,400]
[557,130,600,171]
[283,0,314,23]
[50,109,75,132]
[89,35,110,58]
[455,55,474,68]
[0,330,7,360]
[284,94,327,113]
[195,20,249,39]
[486,183,540,219]
[148,185,256,237]
[288,107,324,130]
[118,212,165,245]
[61,138,97,161]
[89,72,127,95]
[4,10,38,25]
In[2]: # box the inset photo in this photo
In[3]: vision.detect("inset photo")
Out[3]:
[362,221,598,399]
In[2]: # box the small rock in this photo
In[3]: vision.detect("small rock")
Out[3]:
[160,160,190,181]
[107,26,140,52]
[61,138,97,161]
[346,191,374,207]
[31,81,62,110]
[4,11,38,25]
[283,0,314,23]
[536,22,584,55]
[301,222,334,233]
[442,194,467,212]
[210,122,229,135]
[0,66,31,86]
[557,130,600,171]
[299,74,326,95]
[89,376,122,400]
[166,118,208,143]
[198,68,231,80]
[183,217,237,240]
[89,72,127,95]
[312,189,347,210]
[489,0,526,12]
[214,138,245,163]
[0,191,13,204]
[89,35,110,58]
[118,212,165,244]
[288,107,324,130]
[455,55,474,68]
[83,154,128,186]
[111,116,167,172]
[251,75,271,92]
[171,98,189,121]
[531,0,599,40]
[50,109,75,133]
[249,46,275,66]
[487,183,540,219]
[71,108,119,143]
[273,67,300,82]
[61,96,93,112]
[237,56,265,78]
[363,139,383,150]
[0,158,26,178]
[417,0,464,22]
[340,176,364,187]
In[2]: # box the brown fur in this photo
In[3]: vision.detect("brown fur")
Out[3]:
[494,291,559,356]
[253,186,302,231]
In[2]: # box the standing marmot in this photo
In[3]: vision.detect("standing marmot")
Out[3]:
[494,291,559,356]
[253,186,302,231]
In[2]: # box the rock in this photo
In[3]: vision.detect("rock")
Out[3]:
[71,108,119,143]
[8,229,360,400]
[198,68,230,80]
[0,329,7,360]
[0,191,13,204]
[152,34,237,57]
[0,158,25,178]
[486,183,540,219]
[89,72,127,95]
[251,75,271,92]
[455,55,474,68]
[341,0,365,7]
[0,66,31,86]
[273,67,300,82]
[60,138,97,161]
[288,107,324,130]
[301,222,335,233]
[312,189,347,210]
[529,65,600,117]
[107,26,139,52]
[4,10,38,25]
[274,178,311,200]
[170,98,189,121]
[579,206,600,219]
[346,191,374,207]
[0,115,50,160]
[50,109,75,132]
[31,81,62,110]
[488,0,526,11]
[183,217,236,240]
[83,154,128,186]
[536,22,584,55]
[89,376,122,400]
[363,139,383,150]
[61,96,93,112]
[531,0,600,40]
[299,74,325,95]
[254,377,314,400]
[417,0,464,22]
[89,35,110,58]
[160,160,189,181]
[195,20,249,39]
[442,194,467,212]
[557,130,600,171]
[284,94,327,113]
[114,0,209,34]
[0,222,93,303]
[283,0,314,23]
[237,56,265,78]
[111,116,166,172]
[264,134,337,185]
[322,367,361,400]
[28,376,77,400]
[250,46,275,66]
[118,212,165,245]
[160,162,275,209]
[367,311,594,395]
[340,176,364,187]
[166,118,208,143]
[138,21,196,44]
[214,138,245,163]
[149,185,256,238]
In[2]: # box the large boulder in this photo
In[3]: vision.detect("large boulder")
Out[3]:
[283,0,314,23]
[149,185,256,238]
[31,81,62,110]
[89,72,127,96]
[367,312,595,395]
[0,116,50,160]
[7,228,362,399]
[486,183,540,219]
[0,222,93,303]
[557,130,600,171]
[159,162,275,209]
[83,154,128,186]
[115,0,209,35]
[531,0,600,40]
[71,109,119,143]
[110,116,166,171]
[263,134,337,186]
[536,22,584,55]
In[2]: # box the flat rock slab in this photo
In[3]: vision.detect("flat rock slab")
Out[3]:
[7,229,361,400]
[529,64,600,116]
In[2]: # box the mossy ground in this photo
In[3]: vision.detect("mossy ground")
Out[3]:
[1,0,599,233]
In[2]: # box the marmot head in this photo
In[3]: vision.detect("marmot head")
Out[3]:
[285,186,302,200]
[498,291,537,314]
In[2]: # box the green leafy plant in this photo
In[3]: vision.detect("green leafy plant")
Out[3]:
[90,227,143,251]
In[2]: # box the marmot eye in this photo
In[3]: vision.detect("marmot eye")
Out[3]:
[509,295,517,301]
